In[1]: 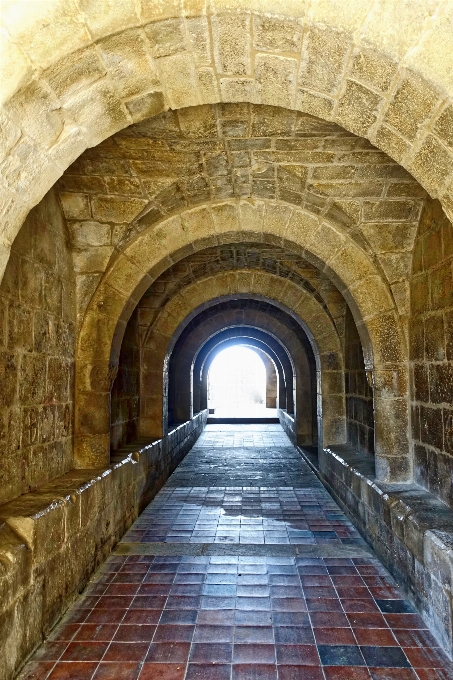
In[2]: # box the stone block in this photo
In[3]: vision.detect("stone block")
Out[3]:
[336,80,381,137]
[212,12,250,76]
[255,54,297,109]
[91,196,147,224]
[144,18,186,59]
[384,74,438,142]
[59,193,91,220]
[299,27,350,95]
[155,52,201,109]
[253,15,302,53]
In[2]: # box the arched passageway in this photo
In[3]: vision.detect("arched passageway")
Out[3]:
[206,345,269,417]
[2,3,453,676]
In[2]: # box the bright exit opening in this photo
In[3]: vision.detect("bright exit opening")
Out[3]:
[208,345,272,418]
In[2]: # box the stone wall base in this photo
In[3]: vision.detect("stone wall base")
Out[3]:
[278,409,296,445]
[0,411,207,680]
[306,445,453,660]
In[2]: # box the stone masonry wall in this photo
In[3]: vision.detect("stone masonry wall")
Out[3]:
[345,306,374,455]
[0,411,207,680]
[110,308,140,451]
[411,199,453,508]
[0,189,75,506]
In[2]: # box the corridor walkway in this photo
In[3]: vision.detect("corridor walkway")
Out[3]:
[20,425,451,680]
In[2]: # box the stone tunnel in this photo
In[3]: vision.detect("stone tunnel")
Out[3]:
[1,1,453,678]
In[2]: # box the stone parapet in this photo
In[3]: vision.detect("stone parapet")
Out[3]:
[307,445,453,659]
[0,410,207,680]
[278,408,296,445]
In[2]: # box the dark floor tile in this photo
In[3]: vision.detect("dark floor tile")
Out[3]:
[153,624,195,642]
[272,612,310,627]
[164,605,198,621]
[189,643,232,663]
[347,613,388,629]
[146,642,191,663]
[306,598,343,612]
[234,626,274,643]
[113,625,156,642]
[197,609,235,625]
[139,663,186,680]
[309,611,349,628]
[233,664,278,680]
[47,663,98,679]
[234,608,275,626]
[392,628,439,648]
[403,646,451,669]
[277,666,324,680]
[103,642,149,662]
[61,642,107,662]
[122,609,161,625]
[85,609,126,624]
[275,644,320,665]
[384,614,426,629]
[323,668,371,680]
[233,643,276,664]
[368,670,418,679]
[361,646,410,668]
[186,664,232,680]
[318,645,365,666]
[375,600,415,614]
[274,626,314,645]
[93,662,141,679]
[342,599,380,613]
[193,625,234,642]
[271,598,307,612]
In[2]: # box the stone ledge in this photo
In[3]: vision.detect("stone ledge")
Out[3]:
[0,410,207,680]
[303,444,453,659]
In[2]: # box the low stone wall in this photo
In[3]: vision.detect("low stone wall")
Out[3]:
[0,411,207,680]
[315,446,453,659]
[278,409,296,445]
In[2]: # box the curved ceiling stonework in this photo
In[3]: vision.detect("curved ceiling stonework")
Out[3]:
[138,241,346,337]
[60,103,425,322]
[1,0,453,284]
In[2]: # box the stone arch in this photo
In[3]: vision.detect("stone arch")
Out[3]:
[142,274,340,443]
[164,308,317,446]
[194,331,289,414]
[75,200,408,480]
[200,338,279,410]
[2,1,453,284]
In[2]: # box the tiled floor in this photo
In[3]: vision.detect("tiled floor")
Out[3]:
[19,425,453,680]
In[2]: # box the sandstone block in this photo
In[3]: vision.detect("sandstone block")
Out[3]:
[299,27,350,95]
[253,15,302,53]
[91,196,147,224]
[336,80,381,137]
[212,12,251,76]
[255,54,297,109]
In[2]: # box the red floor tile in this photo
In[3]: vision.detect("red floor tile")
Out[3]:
[186,663,232,679]
[60,642,107,662]
[139,664,186,680]
[113,624,156,641]
[233,664,278,680]
[103,642,149,662]
[47,663,98,679]
[277,666,324,680]
[323,668,371,680]
[92,662,141,679]
[146,642,191,663]
[313,627,356,645]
